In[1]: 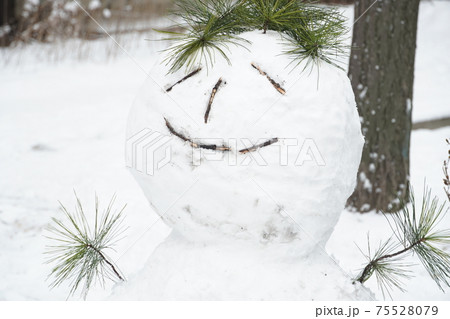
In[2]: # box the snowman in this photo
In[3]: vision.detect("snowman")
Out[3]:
[116,1,370,300]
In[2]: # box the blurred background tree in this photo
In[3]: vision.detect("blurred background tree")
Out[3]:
[347,0,420,213]
[0,0,20,46]
[0,0,172,46]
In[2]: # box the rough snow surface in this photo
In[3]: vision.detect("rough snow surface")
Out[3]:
[110,232,373,300]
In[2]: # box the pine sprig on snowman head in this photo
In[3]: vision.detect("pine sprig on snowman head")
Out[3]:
[159,0,251,73]
[246,0,309,33]
[159,0,348,73]
[283,6,349,71]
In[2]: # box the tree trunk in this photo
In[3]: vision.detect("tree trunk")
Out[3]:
[0,0,16,47]
[347,0,420,213]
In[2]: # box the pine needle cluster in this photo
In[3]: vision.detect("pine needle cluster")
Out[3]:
[160,0,251,72]
[356,186,450,299]
[159,0,348,73]
[282,6,348,70]
[246,0,307,33]
[356,236,413,299]
[45,194,126,299]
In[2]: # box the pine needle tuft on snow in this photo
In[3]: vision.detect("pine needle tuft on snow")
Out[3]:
[356,186,450,299]
[45,193,126,299]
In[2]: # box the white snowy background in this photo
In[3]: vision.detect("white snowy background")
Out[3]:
[0,1,449,300]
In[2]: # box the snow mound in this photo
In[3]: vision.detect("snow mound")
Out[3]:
[110,232,373,300]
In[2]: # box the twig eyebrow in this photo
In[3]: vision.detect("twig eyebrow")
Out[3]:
[251,62,286,95]
[166,67,202,92]
[204,77,223,124]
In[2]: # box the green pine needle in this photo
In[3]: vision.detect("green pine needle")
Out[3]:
[245,0,308,33]
[356,186,450,298]
[45,193,126,299]
[388,186,450,291]
[356,236,413,300]
[282,6,349,71]
[159,0,251,73]
[158,0,349,73]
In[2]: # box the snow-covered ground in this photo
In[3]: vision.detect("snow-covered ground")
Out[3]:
[0,1,449,300]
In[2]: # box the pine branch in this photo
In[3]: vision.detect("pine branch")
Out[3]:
[85,244,124,282]
[45,193,126,299]
[245,0,306,33]
[282,6,349,71]
[355,186,450,298]
[356,238,419,285]
[158,0,349,72]
[355,235,413,299]
[159,0,251,73]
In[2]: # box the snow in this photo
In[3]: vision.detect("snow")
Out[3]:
[407,98,412,113]
[110,232,372,300]
[103,8,112,19]
[0,1,450,301]
[64,1,79,13]
[359,172,373,192]
[88,0,101,11]
[359,86,367,99]
[413,2,450,122]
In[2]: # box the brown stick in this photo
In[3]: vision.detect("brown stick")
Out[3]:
[239,138,279,154]
[166,68,202,92]
[444,139,450,202]
[251,63,286,95]
[86,244,124,281]
[204,78,223,124]
[356,238,425,284]
[164,118,230,151]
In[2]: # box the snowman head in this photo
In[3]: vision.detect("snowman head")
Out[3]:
[126,1,362,255]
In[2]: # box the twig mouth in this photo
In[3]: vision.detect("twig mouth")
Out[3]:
[164,117,231,151]
[164,118,278,154]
